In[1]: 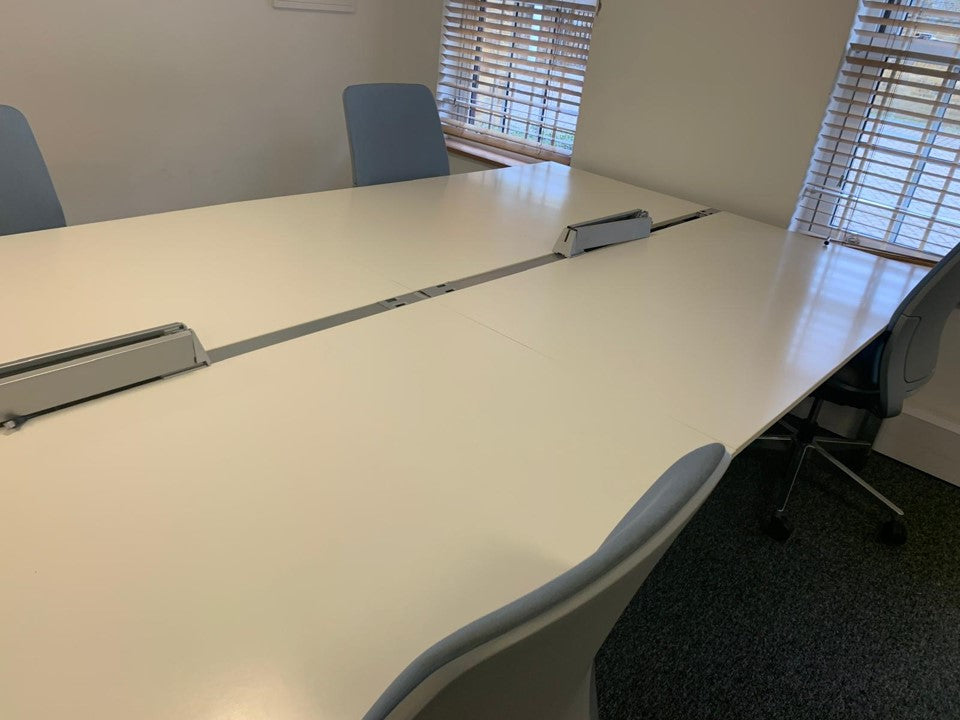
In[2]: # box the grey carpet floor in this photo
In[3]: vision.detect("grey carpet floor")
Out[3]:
[596,447,960,720]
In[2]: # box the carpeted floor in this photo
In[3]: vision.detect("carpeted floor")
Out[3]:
[596,446,960,720]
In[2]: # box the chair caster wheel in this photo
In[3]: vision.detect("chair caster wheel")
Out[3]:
[763,512,793,542]
[880,517,907,546]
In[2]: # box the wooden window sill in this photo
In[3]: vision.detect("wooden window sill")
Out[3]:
[836,238,939,268]
[445,136,565,168]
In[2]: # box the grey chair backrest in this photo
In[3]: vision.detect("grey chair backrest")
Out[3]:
[364,443,731,720]
[879,240,960,416]
[0,105,65,236]
[342,83,450,187]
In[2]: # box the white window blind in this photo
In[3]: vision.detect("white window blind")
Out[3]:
[437,0,597,163]
[793,0,960,260]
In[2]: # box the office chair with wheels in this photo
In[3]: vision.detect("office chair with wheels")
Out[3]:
[364,443,731,720]
[0,105,65,236]
[761,241,960,545]
[342,83,450,187]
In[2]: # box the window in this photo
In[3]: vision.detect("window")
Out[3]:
[793,0,960,260]
[437,0,597,163]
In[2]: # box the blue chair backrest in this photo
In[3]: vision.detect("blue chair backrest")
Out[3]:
[879,241,960,416]
[342,84,450,187]
[0,105,65,236]
[364,443,731,720]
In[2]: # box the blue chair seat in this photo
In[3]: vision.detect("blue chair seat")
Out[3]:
[342,84,450,187]
[365,444,731,720]
[0,105,65,236]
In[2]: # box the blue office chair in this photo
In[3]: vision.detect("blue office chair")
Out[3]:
[364,444,731,720]
[342,83,450,187]
[0,105,65,236]
[761,241,960,544]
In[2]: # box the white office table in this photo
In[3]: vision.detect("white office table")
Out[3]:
[1,163,704,364]
[439,211,928,453]
[0,301,717,720]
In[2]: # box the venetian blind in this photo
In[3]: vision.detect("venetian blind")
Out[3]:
[437,0,597,163]
[793,0,960,260]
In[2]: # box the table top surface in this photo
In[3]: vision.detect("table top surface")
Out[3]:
[1,163,703,365]
[0,300,716,720]
[2,169,924,720]
[439,211,928,453]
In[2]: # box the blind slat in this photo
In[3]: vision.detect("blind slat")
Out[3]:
[857,13,960,37]
[816,128,960,163]
[806,163,960,206]
[439,41,588,77]
[826,94,956,127]
[443,11,593,37]
[810,147,960,186]
[440,48,586,84]
[843,54,960,83]
[440,66,584,104]
[792,0,960,258]
[442,18,592,47]
[839,68,957,96]
[438,79,582,119]
[849,41,960,67]
[852,28,960,52]
[821,115,960,145]
[444,0,597,15]
[834,82,960,112]
[436,0,595,159]
[439,63,584,102]
[862,1,960,23]
[441,30,590,66]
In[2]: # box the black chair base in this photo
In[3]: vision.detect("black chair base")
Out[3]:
[757,399,906,545]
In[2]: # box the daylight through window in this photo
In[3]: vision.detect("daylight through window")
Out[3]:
[437,0,596,162]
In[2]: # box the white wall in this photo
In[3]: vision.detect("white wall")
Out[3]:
[0,0,443,225]
[572,0,858,228]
